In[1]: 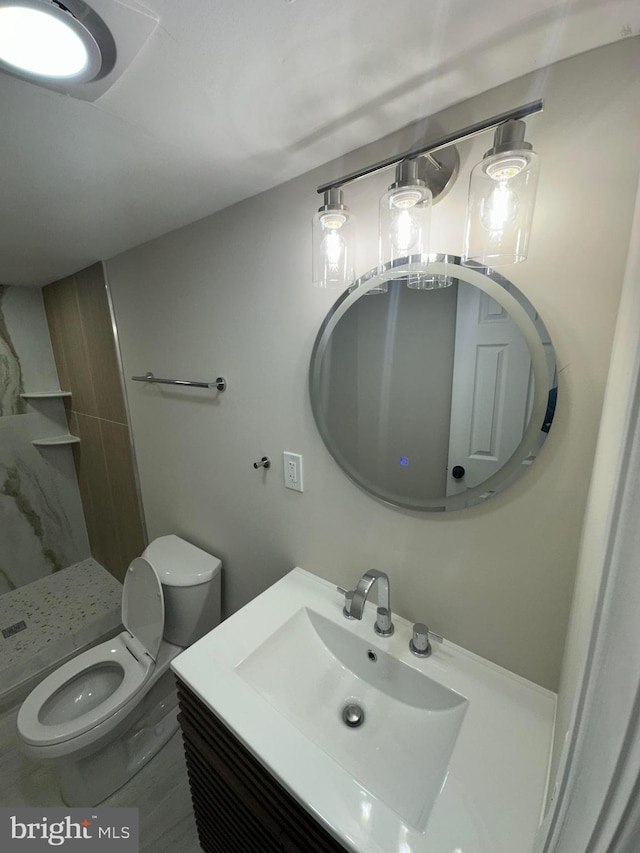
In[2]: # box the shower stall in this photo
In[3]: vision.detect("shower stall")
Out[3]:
[0,264,145,707]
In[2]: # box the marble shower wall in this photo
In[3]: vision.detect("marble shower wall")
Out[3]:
[0,286,90,595]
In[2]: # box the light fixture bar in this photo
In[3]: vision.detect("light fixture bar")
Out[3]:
[316,99,543,195]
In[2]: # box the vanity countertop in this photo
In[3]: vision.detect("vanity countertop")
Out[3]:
[172,568,556,853]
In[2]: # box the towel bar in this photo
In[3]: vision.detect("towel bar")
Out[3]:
[132,372,227,391]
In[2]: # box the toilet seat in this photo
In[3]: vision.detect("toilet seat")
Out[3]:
[17,557,166,749]
[17,632,153,747]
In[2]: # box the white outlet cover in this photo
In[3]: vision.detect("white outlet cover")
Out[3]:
[283,451,303,493]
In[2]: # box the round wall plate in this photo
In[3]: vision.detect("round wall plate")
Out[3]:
[417,145,460,204]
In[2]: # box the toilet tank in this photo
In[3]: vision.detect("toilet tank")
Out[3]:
[142,535,222,647]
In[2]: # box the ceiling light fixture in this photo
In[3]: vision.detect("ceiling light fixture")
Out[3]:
[312,101,543,290]
[0,0,115,85]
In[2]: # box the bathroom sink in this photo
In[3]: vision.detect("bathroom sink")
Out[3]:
[236,606,467,828]
[172,568,556,853]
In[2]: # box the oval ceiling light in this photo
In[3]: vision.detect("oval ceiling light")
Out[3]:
[0,0,110,83]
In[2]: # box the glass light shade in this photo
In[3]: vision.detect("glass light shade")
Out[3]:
[0,1,102,80]
[406,253,455,290]
[463,148,540,266]
[378,179,432,280]
[312,205,355,290]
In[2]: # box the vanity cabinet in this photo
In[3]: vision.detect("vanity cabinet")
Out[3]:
[176,678,348,853]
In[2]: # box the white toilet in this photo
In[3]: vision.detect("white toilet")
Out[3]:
[16,535,222,807]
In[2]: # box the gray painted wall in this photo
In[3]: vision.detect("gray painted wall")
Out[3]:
[106,39,640,691]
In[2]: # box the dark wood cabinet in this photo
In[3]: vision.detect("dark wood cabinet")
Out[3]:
[176,678,349,853]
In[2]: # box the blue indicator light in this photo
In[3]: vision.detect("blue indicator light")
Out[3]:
[399,456,409,467]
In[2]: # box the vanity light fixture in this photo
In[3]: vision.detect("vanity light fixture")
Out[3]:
[379,158,431,282]
[0,0,115,85]
[463,119,540,266]
[312,100,543,290]
[312,188,355,289]
[406,253,456,290]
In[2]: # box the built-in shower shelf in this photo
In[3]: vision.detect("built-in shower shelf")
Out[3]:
[21,391,72,399]
[32,434,80,446]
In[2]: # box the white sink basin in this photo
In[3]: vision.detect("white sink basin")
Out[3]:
[172,568,556,853]
[236,606,468,829]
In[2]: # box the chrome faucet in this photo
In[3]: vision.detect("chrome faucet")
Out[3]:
[349,569,394,637]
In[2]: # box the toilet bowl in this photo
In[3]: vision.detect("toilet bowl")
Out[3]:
[16,536,222,806]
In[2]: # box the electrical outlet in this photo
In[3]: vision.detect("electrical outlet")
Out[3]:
[283,452,303,492]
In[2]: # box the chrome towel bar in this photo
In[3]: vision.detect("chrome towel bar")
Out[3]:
[132,372,227,391]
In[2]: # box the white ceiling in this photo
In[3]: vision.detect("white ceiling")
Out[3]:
[1,0,637,286]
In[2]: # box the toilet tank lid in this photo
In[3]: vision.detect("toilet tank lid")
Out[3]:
[141,535,222,587]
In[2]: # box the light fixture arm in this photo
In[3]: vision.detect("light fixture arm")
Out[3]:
[316,99,543,195]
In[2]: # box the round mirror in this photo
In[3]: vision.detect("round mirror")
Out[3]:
[309,255,557,511]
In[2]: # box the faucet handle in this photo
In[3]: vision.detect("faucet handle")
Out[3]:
[374,606,394,637]
[409,623,443,657]
[336,586,356,620]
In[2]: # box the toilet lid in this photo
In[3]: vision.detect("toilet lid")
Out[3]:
[122,557,165,660]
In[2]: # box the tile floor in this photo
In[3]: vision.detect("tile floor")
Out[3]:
[0,702,201,853]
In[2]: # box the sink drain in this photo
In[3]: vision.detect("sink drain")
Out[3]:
[342,703,365,728]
